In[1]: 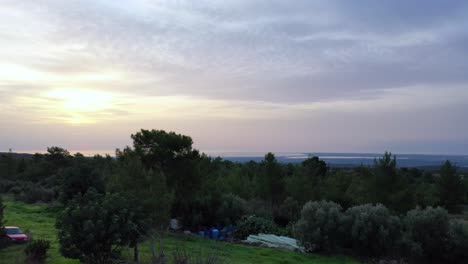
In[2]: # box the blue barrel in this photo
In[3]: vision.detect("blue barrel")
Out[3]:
[211,228,219,240]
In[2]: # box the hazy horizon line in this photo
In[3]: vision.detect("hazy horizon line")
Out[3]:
[3,149,468,157]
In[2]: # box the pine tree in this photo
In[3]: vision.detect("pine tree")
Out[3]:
[437,161,464,213]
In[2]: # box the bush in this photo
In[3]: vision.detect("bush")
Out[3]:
[343,204,401,257]
[24,239,51,264]
[294,200,344,252]
[14,184,55,204]
[245,199,273,219]
[171,247,223,264]
[274,197,301,227]
[401,207,449,261]
[445,220,468,263]
[401,207,467,263]
[0,179,17,193]
[216,193,247,225]
[234,215,278,239]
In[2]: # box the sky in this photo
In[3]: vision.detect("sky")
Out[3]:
[1,0,468,155]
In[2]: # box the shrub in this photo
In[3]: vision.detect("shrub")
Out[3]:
[216,193,247,225]
[171,246,223,264]
[8,182,55,204]
[401,206,468,263]
[245,199,273,219]
[24,239,51,264]
[444,220,468,263]
[234,215,278,239]
[343,204,401,257]
[274,197,301,227]
[15,185,55,204]
[294,200,344,252]
[401,207,449,261]
[0,179,16,193]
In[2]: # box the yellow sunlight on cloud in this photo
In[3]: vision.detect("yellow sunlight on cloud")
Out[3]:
[44,89,116,124]
[46,89,114,112]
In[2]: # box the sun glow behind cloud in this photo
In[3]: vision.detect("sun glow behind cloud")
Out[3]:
[1,1,468,154]
[12,89,120,125]
[46,89,114,112]
[46,89,119,124]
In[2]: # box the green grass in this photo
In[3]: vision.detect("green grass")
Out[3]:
[1,199,361,264]
[0,200,78,264]
[122,235,361,264]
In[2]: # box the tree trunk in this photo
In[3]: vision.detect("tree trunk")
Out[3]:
[134,242,139,263]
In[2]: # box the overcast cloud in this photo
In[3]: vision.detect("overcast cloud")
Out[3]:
[1,0,467,154]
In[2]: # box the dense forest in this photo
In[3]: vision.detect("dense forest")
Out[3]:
[1,129,467,264]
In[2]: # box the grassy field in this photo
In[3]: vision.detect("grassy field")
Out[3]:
[0,200,78,264]
[0,199,361,264]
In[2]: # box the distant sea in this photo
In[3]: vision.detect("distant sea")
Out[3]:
[5,150,468,169]
[209,152,468,168]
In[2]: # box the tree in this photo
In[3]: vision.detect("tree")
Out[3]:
[260,153,285,206]
[437,161,464,213]
[128,129,201,218]
[321,170,353,208]
[130,129,196,171]
[112,149,173,229]
[0,152,16,180]
[302,156,327,179]
[45,147,71,169]
[371,152,414,212]
[0,195,5,239]
[56,190,148,264]
[59,157,105,204]
[285,156,327,204]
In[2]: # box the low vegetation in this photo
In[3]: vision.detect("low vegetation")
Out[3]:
[0,199,360,264]
[294,203,468,263]
[24,239,51,264]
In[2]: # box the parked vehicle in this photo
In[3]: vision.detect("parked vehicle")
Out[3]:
[5,226,29,242]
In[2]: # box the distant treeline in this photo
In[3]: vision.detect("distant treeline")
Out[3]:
[0,129,467,263]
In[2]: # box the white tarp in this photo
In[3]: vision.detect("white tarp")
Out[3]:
[244,234,305,252]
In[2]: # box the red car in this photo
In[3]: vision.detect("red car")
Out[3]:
[5,226,29,242]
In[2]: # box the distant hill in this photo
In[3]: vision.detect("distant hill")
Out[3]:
[0,152,34,159]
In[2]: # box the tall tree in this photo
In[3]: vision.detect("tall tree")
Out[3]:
[112,149,173,229]
[45,146,71,169]
[437,161,464,213]
[126,129,201,219]
[286,156,327,204]
[130,129,196,171]
[372,152,414,212]
[260,153,285,206]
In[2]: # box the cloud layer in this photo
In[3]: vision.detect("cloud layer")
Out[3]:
[1,0,467,154]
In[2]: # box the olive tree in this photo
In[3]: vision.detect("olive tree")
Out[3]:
[56,189,148,264]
